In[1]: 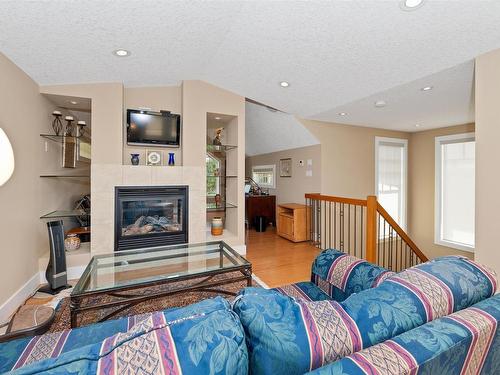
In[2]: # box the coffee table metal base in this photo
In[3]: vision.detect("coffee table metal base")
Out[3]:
[70,267,252,328]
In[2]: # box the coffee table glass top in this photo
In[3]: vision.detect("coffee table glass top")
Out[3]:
[72,241,250,296]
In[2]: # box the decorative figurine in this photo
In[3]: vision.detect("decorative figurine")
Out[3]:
[130,153,140,165]
[215,193,221,207]
[168,152,175,166]
[51,111,63,135]
[212,127,224,146]
[64,116,74,136]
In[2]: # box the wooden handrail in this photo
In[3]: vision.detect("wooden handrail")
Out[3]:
[376,203,428,262]
[305,193,367,207]
[306,193,428,269]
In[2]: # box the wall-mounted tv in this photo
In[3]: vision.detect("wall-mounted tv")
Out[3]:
[126,109,181,147]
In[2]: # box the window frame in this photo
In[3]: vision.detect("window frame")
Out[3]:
[206,154,221,197]
[374,136,408,231]
[434,132,475,252]
[252,164,276,189]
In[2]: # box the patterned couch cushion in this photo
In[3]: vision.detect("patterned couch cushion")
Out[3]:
[273,281,331,302]
[9,297,248,375]
[311,249,394,301]
[307,293,500,375]
[233,256,497,375]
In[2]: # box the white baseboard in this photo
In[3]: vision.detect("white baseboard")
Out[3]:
[232,244,247,255]
[251,273,270,289]
[0,273,40,324]
[0,265,87,325]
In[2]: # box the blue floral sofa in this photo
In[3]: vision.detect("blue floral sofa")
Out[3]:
[0,250,498,374]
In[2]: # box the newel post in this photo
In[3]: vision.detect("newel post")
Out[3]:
[366,195,378,264]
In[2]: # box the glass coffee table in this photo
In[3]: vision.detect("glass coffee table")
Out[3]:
[70,241,252,327]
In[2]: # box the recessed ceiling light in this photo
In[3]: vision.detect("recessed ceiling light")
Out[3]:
[415,124,421,128]
[421,86,433,91]
[69,100,78,105]
[113,49,130,57]
[279,81,290,88]
[374,100,387,108]
[338,112,348,116]
[400,0,425,11]
[214,117,221,120]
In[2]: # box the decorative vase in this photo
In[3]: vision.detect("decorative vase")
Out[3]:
[51,111,63,135]
[168,152,175,166]
[130,153,140,165]
[64,234,81,251]
[211,217,224,236]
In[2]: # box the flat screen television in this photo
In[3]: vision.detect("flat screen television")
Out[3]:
[126,109,181,147]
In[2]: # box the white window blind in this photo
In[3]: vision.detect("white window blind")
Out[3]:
[435,133,475,251]
[375,137,408,230]
[252,165,276,189]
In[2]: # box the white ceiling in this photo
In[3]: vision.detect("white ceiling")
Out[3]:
[320,60,476,131]
[246,102,319,156]
[1,1,500,129]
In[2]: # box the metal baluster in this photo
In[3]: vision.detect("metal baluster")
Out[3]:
[347,204,351,255]
[341,203,345,251]
[359,206,365,258]
[354,205,357,258]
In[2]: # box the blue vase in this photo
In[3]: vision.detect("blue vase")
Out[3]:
[130,153,140,165]
[168,152,175,166]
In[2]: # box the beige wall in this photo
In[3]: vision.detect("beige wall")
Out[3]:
[475,49,500,279]
[302,119,410,198]
[408,124,475,260]
[182,81,246,246]
[245,144,321,205]
[123,86,183,165]
[0,53,89,317]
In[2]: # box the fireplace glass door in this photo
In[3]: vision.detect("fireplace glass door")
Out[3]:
[121,198,183,237]
[115,186,188,251]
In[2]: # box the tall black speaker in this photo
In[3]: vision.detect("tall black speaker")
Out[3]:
[38,220,70,294]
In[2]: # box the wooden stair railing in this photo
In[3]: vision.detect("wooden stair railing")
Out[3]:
[305,194,428,272]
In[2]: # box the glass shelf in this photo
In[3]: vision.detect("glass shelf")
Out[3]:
[40,210,90,219]
[206,144,237,152]
[206,202,237,212]
[40,175,90,178]
[40,134,91,144]
[206,175,238,178]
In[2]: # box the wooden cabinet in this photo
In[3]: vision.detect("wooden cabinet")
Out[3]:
[277,203,308,242]
[245,195,276,228]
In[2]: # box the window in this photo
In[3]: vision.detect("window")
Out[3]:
[206,155,220,196]
[375,137,408,230]
[252,164,276,189]
[435,133,475,251]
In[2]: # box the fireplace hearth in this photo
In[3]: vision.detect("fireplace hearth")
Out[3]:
[115,186,188,251]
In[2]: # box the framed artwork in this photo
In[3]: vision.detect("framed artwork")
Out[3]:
[279,158,292,177]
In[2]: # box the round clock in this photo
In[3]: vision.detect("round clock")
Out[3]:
[147,151,161,166]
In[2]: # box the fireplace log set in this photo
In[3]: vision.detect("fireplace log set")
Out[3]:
[122,215,182,236]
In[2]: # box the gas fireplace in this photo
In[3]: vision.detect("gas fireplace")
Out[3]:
[114,186,188,251]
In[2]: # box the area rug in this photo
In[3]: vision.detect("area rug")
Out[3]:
[48,272,261,332]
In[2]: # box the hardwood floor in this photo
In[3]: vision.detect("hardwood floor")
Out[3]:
[245,227,321,288]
